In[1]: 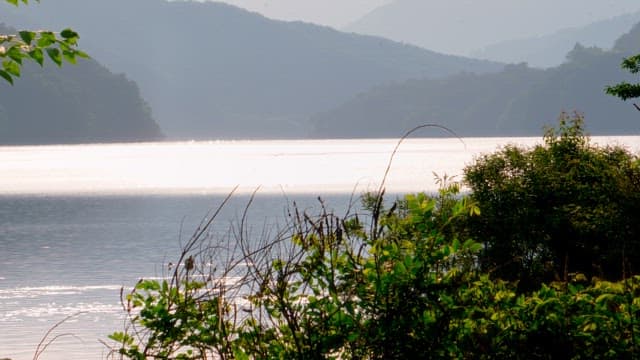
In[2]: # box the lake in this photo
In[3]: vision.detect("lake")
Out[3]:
[1,137,639,359]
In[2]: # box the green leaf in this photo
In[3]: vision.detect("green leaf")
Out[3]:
[0,69,14,84]
[3,60,20,77]
[28,48,44,66]
[19,30,35,45]
[46,47,62,66]
[62,50,77,64]
[621,55,640,74]
[59,28,78,40]
[233,347,250,360]
[7,46,24,64]
[36,32,56,48]
[595,293,615,305]
[75,50,89,59]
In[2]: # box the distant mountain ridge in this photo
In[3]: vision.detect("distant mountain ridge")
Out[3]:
[470,11,640,68]
[346,0,640,57]
[0,24,163,145]
[310,24,640,138]
[0,0,502,139]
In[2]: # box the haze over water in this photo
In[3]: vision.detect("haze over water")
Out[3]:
[0,138,545,197]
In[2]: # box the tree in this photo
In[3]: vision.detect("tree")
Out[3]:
[606,54,640,111]
[0,0,87,84]
[464,113,640,290]
[106,187,640,359]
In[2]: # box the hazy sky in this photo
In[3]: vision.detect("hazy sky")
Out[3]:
[204,0,391,28]
[169,0,640,56]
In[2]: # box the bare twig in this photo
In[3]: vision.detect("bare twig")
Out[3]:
[377,123,465,200]
[33,312,86,360]
[371,124,465,240]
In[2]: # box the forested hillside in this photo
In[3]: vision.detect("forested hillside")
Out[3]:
[311,24,640,138]
[0,0,502,139]
[470,11,640,68]
[346,0,640,57]
[0,24,162,145]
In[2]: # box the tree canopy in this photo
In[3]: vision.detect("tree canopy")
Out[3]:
[464,113,640,290]
[0,0,86,84]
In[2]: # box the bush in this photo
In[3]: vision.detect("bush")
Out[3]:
[464,112,640,289]
[107,184,640,359]
[107,185,488,359]
[107,117,640,358]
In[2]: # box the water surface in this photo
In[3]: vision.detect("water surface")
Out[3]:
[2,137,639,359]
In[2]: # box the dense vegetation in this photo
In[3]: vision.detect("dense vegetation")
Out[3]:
[107,118,640,359]
[312,23,640,138]
[465,113,640,290]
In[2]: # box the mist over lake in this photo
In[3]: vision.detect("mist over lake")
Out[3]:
[0,138,543,196]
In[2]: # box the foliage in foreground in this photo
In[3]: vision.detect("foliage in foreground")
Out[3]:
[0,0,87,84]
[107,179,640,359]
[606,51,640,106]
[465,112,640,290]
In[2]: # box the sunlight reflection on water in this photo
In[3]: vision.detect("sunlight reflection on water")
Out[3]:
[2,137,640,359]
[2,137,638,196]
[0,138,546,196]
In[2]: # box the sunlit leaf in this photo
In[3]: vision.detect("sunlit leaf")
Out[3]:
[3,60,20,77]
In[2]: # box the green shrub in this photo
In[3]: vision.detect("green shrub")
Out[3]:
[107,118,640,358]
[464,112,640,289]
[108,186,487,359]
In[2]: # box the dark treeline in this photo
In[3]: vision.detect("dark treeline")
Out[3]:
[0,23,163,145]
[8,1,640,143]
[312,23,640,138]
[0,0,501,140]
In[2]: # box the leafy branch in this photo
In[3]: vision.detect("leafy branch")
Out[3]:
[606,54,640,110]
[1,0,88,84]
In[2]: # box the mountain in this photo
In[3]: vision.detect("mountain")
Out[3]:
[0,24,162,145]
[0,0,502,139]
[310,24,640,138]
[470,11,640,68]
[345,0,640,57]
